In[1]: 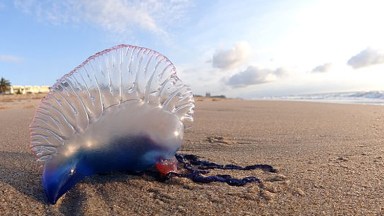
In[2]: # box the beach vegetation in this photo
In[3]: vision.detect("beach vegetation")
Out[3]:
[0,77,11,94]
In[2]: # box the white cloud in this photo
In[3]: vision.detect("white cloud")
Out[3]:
[0,55,22,63]
[227,66,286,88]
[347,48,384,69]
[212,42,251,70]
[312,63,332,73]
[13,0,191,37]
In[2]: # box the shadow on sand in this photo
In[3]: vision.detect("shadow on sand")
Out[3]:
[0,150,146,215]
[56,173,141,216]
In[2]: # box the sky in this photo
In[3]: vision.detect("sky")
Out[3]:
[1,0,384,98]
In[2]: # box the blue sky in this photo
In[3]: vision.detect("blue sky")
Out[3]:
[1,0,383,98]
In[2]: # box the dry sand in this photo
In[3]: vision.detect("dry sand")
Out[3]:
[0,96,383,215]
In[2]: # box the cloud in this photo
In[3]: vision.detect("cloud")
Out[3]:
[312,63,332,73]
[212,42,251,70]
[347,48,384,69]
[0,55,22,63]
[227,66,286,87]
[13,0,191,37]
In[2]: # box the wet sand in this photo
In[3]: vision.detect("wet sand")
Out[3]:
[0,96,383,215]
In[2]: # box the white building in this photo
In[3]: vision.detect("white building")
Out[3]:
[9,85,50,94]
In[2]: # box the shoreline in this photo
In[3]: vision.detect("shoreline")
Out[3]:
[1,93,383,108]
[255,98,384,106]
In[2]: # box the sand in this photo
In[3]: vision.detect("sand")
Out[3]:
[0,96,383,215]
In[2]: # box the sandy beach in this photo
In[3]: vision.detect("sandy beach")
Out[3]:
[0,96,383,215]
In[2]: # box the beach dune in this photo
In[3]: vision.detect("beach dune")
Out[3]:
[0,96,383,215]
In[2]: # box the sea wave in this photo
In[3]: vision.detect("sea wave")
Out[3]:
[265,91,384,105]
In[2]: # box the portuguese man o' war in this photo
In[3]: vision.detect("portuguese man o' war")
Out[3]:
[29,44,194,204]
[30,44,278,205]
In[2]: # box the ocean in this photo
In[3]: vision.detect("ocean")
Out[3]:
[262,91,384,106]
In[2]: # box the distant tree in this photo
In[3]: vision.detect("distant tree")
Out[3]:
[0,77,11,94]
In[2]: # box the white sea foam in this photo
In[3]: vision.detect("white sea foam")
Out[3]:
[261,91,384,106]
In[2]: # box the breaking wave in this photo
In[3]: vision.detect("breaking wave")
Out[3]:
[266,91,384,105]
